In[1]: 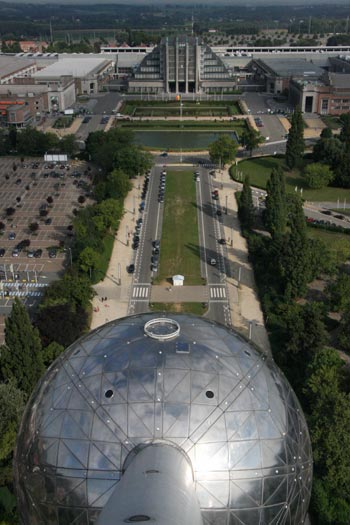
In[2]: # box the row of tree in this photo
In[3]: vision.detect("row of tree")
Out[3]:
[0,127,77,157]
[238,167,350,523]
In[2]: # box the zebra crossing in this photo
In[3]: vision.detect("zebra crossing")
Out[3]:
[209,285,227,300]
[3,291,44,298]
[132,284,150,300]
[1,282,48,287]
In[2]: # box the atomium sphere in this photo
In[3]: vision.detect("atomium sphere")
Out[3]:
[14,314,312,525]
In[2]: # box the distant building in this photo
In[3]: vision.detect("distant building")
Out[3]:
[290,71,350,114]
[250,57,324,95]
[128,35,236,94]
[33,57,114,95]
[0,55,37,84]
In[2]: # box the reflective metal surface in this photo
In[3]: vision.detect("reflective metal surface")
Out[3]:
[14,314,312,524]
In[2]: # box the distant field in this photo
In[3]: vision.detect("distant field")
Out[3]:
[155,170,202,285]
[233,156,350,202]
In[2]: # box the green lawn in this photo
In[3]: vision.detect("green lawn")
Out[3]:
[155,170,202,285]
[307,226,350,264]
[233,156,350,202]
[121,100,241,117]
[150,302,207,315]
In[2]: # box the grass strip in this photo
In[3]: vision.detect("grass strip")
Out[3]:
[155,170,202,285]
[150,302,207,315]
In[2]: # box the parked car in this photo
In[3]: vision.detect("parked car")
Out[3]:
[48,249,57,258]
[34,249,42,258]
[8,232,16,240]
[0,248,5,257]
[127,264,135,274]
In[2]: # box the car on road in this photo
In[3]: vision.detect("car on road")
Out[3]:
[334,214,345,220]
[160,152,168,157]
[82,116,91,124]
[0,248,5,257]
[34,249,42,258]
[216,209,222,216]
[218,238,226,245]
[127,264,135,274]
[321,210,332,216]
[209,257,217,266]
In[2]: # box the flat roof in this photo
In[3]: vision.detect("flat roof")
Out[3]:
[33,57,112,79]
[0,55,35,78]
[256,57,325,78]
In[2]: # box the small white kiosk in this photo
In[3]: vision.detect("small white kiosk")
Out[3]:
[172,274,184,287]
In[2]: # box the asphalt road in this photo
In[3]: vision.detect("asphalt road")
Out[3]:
[128,160,232,325]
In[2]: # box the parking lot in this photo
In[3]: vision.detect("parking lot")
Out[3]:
[0,156,94,339]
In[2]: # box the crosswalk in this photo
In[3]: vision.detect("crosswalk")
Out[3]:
[132,285,150,300]
[209,286,227,300]
[3,291,44,297]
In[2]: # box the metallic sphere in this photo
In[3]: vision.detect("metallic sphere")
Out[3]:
[14,314,312,524]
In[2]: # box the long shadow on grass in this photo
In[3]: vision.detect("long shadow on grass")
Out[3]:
[185,241,255,286]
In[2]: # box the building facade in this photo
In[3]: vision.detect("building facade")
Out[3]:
[128,35,236,94]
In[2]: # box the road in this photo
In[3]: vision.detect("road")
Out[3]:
[127,160,233,326]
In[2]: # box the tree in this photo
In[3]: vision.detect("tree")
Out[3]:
[78,195,86,204]
[5,207,15,217]
[40,271,95,311]
[303,162,334,189]
[240,127,264,156]
[334,141,350,188]
[320,127,333,139]
[339,113,350,144]
[264,167,287,237]
[313,136,343,171]
[0,381,25,462]
[41,341,64,367]
[208,134,238,166]
[78,246,100,274]
[36,304,89,347]
[304,347,350,524]
[0,299,44,395]
[238,175,254,231]
[285,108,304,169]
[29,222,39,233]
[276,302,328,388]
[326,271,350,313]
[94,168,131,202]
[59,134,76,156]
[280,194,309,298]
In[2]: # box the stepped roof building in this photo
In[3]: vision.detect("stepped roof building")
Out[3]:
[128,35,236,94]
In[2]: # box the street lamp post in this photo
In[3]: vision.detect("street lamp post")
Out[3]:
[225,195,228,215]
